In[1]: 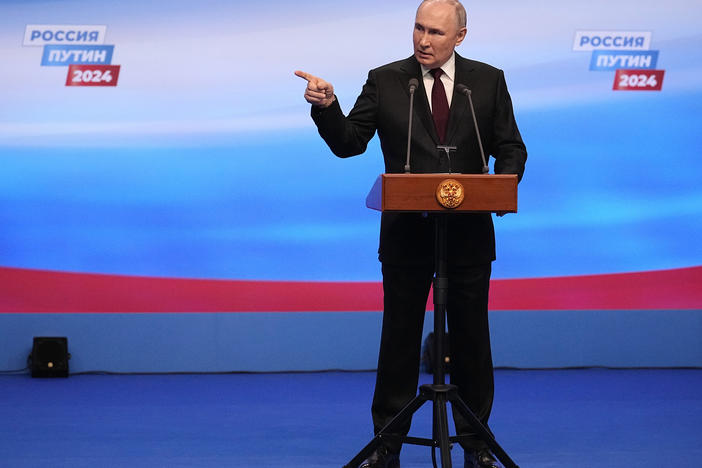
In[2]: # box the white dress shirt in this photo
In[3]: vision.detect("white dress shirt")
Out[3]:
[420,52,456,111]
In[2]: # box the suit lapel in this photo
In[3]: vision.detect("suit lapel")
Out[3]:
[399,56,439,144]
[445,53,476,144]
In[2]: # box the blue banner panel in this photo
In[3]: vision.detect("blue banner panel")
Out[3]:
[41,44,114,66]
[589,50,659,71]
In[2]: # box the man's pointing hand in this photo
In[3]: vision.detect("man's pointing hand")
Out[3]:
[295,70,336,108]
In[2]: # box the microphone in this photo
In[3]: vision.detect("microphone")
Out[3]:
[404,78,419,173]
[455,84,489,174]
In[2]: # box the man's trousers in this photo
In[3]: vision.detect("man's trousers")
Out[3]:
[371,262,494,452]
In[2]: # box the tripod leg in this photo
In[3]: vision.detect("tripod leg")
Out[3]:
[434,391,453,468]
[343,392,430,468]
[450,395,519,468]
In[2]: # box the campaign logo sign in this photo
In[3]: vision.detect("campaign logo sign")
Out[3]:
[573,31,652,51]
[41,45,114,66]
[24,25,107,46]
[613,69,664,91]
[590,50,658,71]
[66,64,120,87]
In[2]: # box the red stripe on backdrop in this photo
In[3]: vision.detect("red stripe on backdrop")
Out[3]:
[1,266,701,313]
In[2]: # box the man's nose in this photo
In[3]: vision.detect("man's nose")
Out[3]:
[419,32,430,47]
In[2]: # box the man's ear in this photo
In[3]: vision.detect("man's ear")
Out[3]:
[455,27,467,46]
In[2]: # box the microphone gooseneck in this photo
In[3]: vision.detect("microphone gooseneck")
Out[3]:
[456,84,489,174]
[404,78,419,173]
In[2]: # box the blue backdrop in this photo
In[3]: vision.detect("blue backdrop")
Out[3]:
[2,0,700,282]
[1,0,701,371]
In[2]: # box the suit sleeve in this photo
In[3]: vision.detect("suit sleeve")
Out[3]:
[310,70,379,158]
[490,70,527,182]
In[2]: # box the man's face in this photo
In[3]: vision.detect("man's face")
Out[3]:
[413,2,467,69]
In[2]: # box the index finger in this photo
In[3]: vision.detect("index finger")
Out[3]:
[294,70,314,82]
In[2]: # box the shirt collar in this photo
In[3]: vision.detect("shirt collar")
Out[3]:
[420,52,456,82]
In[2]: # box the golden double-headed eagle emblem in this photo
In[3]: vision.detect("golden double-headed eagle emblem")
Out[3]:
[435,179,465,209]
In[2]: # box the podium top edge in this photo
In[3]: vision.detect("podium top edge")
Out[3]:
[381,173,518,179]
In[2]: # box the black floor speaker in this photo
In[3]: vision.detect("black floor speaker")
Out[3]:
[29,337,70,378]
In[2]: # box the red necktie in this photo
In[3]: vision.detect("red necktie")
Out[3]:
[431,68,449,144]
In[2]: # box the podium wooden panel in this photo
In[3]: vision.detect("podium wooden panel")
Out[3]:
[365,173,518,213]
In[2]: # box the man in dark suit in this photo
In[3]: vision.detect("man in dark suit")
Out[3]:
[296,1,526,467]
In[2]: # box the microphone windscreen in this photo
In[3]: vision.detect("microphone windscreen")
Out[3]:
[408,78,419,91]
[456,84,470,96]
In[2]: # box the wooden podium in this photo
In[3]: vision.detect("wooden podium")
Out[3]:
[365,173,518,213]
[345,173,519,468]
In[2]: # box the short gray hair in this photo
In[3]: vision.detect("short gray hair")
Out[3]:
[418,0,467,29]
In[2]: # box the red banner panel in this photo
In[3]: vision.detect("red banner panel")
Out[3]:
[613,69,664,91]
[65,64,120,86]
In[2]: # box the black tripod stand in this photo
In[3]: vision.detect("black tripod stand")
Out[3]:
[343,214,519,468]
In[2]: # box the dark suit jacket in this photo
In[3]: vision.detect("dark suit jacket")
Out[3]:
[312,53,527,266]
